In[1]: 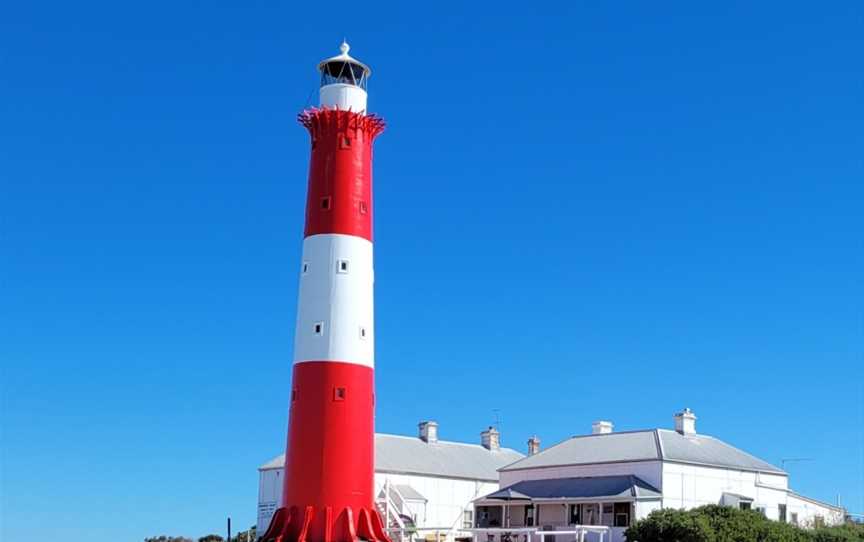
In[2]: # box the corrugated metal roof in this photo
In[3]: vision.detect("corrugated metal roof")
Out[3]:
[481,475,661,501]
[260,433,524,482]
[500,429,784,475]
[499,431,659,471]
[394,484,427,502]
[656,429,785,474]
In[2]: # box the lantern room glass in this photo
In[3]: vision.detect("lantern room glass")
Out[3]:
[320,61,368,90]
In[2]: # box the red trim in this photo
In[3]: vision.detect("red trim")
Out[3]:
[266,361,387,542]
[299,109,384,242]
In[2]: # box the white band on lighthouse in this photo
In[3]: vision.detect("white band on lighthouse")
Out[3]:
[320,84,368,113]
[293,233,374,368]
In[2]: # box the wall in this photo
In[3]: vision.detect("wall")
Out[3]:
[257,468,282,535]
[660,463,844,528]
[661,463,788,519]
[786,494,845,528]
[375,471,498,532]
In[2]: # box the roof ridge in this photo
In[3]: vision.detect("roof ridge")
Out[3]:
[376,433,522,454]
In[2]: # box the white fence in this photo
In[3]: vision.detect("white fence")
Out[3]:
[469,527,611,542]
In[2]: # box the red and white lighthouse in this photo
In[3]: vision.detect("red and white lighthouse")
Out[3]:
[260,42,388,542]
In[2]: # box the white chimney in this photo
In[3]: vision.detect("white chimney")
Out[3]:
[674,408,697,436]
[481,426,500,451]
[419,421,438,443]
[592,420,614,435]
[527,436,541,456]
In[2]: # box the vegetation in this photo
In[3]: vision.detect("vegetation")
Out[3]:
[625,505,863,542]
[145,526,255,542]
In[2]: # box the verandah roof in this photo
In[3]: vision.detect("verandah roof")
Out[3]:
[479,475,661,502]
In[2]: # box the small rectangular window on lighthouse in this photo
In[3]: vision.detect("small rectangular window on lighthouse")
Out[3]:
[359,326,367,340]
[321,196,332,210]
[333,387,346,401]
[313,322,324,335]
[359,201,368,214]
[337,259,349,274]
[302,261,309,274]
[339,136,352,149]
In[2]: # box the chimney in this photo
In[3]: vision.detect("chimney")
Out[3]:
[592,420,614,435]
[418,421,438,443]
[527,436,541,456]
[674,408,697,436]
[481,426,500,451]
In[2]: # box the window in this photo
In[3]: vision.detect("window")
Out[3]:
[302,262,309,274]
[359,326,367,340]
[463,510,474,530]
[291,389,297,402]
[339,135,352,149]
[359,201,368,214]
[779,504,787,523]
[574,504,599,526]
[756,507,766,517]
[337,259,349,273]
[740,502,752,511]
[569,504,580,525]
[614,503,631,527]
[791,513,799,526]
[333,387,346,401]
[523,505,535,527]
[601,503,614,527]
[314,322,324,335]
[321,196,332,210]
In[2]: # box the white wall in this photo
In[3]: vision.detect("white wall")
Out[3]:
[661,463,788,519]
[661,463,844,528]
[500,461,663,492]
[787,494,845,528]
[257,469,282,535]
[375,472,498,531]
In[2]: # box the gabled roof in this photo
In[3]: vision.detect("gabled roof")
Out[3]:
[500,429,784,475]
[393,484,427,502]
[481,475,661,501]
[261,433,524,483]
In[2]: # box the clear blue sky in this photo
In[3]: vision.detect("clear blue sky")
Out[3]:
[2,1,862,540]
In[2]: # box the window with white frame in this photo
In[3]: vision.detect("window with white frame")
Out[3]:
[462,510,474,529]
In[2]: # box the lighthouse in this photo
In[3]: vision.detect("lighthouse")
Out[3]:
[260,43,388,542]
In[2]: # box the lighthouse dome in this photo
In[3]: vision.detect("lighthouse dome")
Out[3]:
[318,40,371,90]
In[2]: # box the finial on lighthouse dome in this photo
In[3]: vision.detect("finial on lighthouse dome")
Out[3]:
[317,40,371,112]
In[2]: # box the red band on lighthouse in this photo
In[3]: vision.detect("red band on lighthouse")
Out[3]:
[261,42,389,542]
[300,109,385,242]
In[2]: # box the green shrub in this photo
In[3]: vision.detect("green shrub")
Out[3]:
[811,524,864,542]
[624,505,856,542]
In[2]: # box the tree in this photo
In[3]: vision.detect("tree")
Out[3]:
[144,537,194,542]
[198,535,225,542]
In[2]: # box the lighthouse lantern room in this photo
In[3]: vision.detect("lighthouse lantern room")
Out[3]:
[318,41,370,113]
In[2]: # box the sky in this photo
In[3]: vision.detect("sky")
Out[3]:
[1,1,862,540]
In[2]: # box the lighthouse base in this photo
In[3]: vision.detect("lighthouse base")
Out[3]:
[260,505,390,542]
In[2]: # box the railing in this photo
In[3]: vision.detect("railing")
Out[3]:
[387,526,469,542]
[468,527,611,542]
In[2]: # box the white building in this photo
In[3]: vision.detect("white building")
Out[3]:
[258,422,524,539]
[474,409,845,542]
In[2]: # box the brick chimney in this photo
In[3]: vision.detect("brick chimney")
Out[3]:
[419,421,438,443]
[592,420,614,435]
[527,436,541,456]
[674,408,697,436]
[481,426,500,451]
